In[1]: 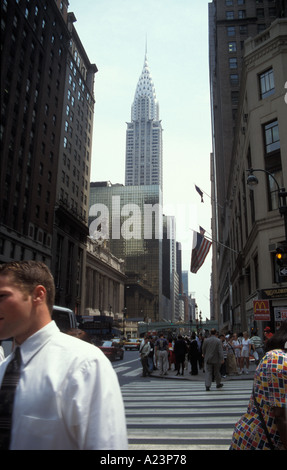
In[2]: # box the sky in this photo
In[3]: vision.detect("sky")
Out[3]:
[68,0,213,320]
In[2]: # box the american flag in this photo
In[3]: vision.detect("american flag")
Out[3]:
[195,185,204,202]
[190,227,212,273]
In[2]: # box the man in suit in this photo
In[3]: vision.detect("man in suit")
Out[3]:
[202,328,224,391]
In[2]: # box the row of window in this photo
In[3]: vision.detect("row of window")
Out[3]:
[0,235,51,261]
[226,7,277,19]
[226,0,275,4]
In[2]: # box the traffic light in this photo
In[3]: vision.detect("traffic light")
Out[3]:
[275,244,287,267]
[276,248,283,266]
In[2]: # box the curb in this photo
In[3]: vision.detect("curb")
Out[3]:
[146,365,256,382]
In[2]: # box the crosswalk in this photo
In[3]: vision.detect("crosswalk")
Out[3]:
[113,357,143,377]
[121,380,252,450]
[113,365,142,377]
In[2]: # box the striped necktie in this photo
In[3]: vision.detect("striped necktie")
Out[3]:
[0,347,22,450]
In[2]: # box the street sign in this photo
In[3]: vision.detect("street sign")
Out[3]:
[253,300,270,321]
[274,307,287,321]
[279,267,287,277]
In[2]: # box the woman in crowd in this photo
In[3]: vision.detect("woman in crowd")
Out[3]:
[232,333,242,370]
[226,334,238,375]
[240,331,251,374]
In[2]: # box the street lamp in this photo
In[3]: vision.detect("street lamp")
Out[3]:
[246,168,287,242]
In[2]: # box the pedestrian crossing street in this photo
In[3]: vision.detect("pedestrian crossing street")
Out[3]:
[120,379,253,450]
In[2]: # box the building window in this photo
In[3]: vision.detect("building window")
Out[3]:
[240,25,248,35]
[231,91,239,105]
[259,68,275,99]
[238,10,246,18]
[256,8,265,18]
[227,26,235,36]
[264,120,280,154]
[230,74,239,86]
[263,120,282,211]
[228,42,237,52]
[229,57,237,69]
[226,11,234,20]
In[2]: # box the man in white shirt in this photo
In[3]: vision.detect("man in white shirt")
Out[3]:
[0,260,128,450]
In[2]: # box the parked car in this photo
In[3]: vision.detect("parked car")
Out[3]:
[124,338,141,350]
[98,340,124,361]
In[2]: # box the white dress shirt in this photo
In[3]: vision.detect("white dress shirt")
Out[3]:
[0,346,4,363]
[0,321,128,450]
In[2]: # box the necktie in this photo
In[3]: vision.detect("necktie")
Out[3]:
[0,347,22,450]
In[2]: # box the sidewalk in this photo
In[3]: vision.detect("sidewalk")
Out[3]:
[149,361,256,382]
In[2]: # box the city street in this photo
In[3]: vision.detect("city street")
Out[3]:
[113,351,255,450]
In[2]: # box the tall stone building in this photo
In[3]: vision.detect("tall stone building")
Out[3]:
[209,0,287,331]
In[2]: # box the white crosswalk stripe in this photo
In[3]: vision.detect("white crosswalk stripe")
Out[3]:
[121,380,252,450]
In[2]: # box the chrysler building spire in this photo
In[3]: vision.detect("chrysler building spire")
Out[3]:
[131,53,159,121]
[125,51,163,189]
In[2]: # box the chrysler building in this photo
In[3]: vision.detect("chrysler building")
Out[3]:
[125,53,163,189]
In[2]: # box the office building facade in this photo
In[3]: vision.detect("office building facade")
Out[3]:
[89,182,164,322]
[224,19,287,332]
[1,0,71,265]
[52,12,97,312]
[209,0,287,331]
[0,0,98,315]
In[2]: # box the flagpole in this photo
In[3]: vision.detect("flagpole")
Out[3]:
[204,233,239,255]
[190,229,239,255]
[194,184,224,209]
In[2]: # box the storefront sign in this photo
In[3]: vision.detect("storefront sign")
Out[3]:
[253,300,270,321]
[259,288,287,299]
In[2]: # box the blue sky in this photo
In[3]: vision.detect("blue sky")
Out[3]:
[68,0,213,319]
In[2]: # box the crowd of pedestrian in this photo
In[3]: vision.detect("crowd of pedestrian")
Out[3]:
[139,329,204,378]
[139,323,287,451]
[139,325,275,381]
[139,330,207,378]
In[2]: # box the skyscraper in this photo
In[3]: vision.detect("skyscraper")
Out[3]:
[125,53,163,189]
[0,1,97,314]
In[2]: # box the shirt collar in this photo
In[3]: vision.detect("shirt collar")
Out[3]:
[17,321,60,366]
